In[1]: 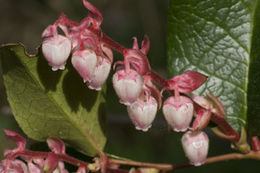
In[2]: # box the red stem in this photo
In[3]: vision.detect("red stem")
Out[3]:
[150,70,168,87]
[88,27,126,53]
[19,150,88,167]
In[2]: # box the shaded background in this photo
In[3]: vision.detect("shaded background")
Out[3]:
[0,0,260,172]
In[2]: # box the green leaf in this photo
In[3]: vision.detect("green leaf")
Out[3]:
[167,0,259,132]
[0,44,106,156]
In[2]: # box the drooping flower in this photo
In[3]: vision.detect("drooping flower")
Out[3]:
[88,57,112,91]
[163,96,194,132]
[112,69,143,105]
[181,131,209,166]
[71,49,97,83]
[127,96,158,132]
[42,34,72,71]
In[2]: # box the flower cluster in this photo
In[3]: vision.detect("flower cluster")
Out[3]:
[42,0,113,90]
[40,0,234,166]
[0,130,73,173]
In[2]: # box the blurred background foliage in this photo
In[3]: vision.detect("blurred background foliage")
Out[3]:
[0,0,260,172]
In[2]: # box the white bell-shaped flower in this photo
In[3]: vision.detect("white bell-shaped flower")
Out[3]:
[42,35,71,71]
[87,58,111,91]
[181,131,209,166]
[71,49,97,83]
[163,96,193,132]
[127,97,157,132]
[112,69,143,105]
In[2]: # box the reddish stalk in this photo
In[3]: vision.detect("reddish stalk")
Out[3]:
[88,27,126,53]
[9,150,88,168]
[150,70,168,87]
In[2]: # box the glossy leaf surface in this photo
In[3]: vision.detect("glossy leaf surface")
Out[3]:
[167,0,260,132]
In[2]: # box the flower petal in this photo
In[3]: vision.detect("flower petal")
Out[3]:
[168,71,207,93]
[47,137,66,154]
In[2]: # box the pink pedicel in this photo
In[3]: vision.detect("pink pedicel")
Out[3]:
[42,34,72,71]
[127,97,158,132]
[88,58,112,91]
[112,69,143,105]
[162,96,194,132]
[71,49,97,83]
[181,131,209,166]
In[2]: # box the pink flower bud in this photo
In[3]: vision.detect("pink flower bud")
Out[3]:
[42,35,72,71]
[181,131,209,166]
[88,58,111,91]
[72,49,97,83]
[162,96,193,132]
[28,162,42,173]
[127,97,158,131]
[112,69,143,105]
[44,153,59,172]
[0,159,29,173]
[47,137,66,154]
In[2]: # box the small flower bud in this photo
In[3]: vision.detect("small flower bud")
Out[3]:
[72,49,97,83]
[42,35,72,71]
[112,69,143,105]
[0,159,29,173]
[88,58,111,90]
[44,153,59,172]
[28,162,42,173]
[127,97,157,132]
[162,96,193,132]
[181,131,209,166]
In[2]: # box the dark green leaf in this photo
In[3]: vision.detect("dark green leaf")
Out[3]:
[167,0,258,131]
[0,44,106,156]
